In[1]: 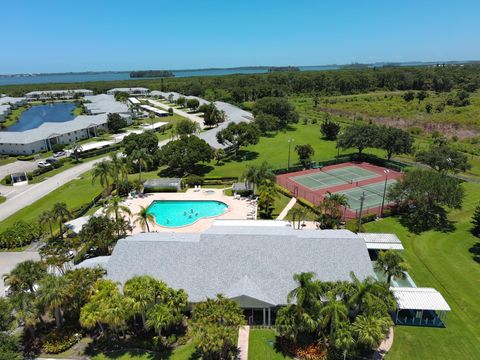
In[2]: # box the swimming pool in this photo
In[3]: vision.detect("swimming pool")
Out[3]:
[147,200,228,227]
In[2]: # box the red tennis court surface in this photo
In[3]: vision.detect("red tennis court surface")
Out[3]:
[276,162,404,219]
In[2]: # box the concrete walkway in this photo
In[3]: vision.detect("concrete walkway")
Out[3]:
[373,327,394,359]
[237,325,250,360]
[277,197,297,220]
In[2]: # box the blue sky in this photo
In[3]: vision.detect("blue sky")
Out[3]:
[2,0,480,73]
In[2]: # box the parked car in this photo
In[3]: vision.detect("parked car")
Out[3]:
[37,161,51,168]
[53,151,66,158]
[45,157,57,164]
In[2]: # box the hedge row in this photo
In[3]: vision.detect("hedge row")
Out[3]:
[0,221,41,249]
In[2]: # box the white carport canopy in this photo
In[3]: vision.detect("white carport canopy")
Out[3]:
[65,215,91,235]
[359,233,404,250]
[392,287,451,311]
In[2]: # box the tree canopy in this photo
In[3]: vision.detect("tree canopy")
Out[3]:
[388,168,465,232]
[122,131,159,156]
[416,141,471,173]
[252,97,299,129]
[106,113,127,133]
[337,124,379,156]
[157,135,214,175]
[216,122,260,154]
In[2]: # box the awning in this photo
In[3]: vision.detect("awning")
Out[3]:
[392,287,451,311]
[359,233,404,250]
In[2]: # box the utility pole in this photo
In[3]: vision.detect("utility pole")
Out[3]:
[380,169,390,218]
[357,192,365,232]
[287,138,294,171]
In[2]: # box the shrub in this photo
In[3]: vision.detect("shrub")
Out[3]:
[17,155,34,161]
[143,186,178,193]
[51,143,65,153]
[0,221,41,249]
[184,175,204,187]
[2,175,12,185]
[42,330,81,354]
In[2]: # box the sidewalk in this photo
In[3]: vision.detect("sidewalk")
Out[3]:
[277,197,297,220]
[238,325,250,360]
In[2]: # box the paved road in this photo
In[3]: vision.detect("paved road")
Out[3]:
[0,251,40,296]
[146,98,206,128]
[0,158,105,222]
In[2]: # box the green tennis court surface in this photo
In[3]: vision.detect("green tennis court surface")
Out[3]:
[292,165,379,190]
[335,180,397,211]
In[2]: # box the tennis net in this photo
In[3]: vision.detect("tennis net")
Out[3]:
[321,169,354,184]
[359,183,386,197]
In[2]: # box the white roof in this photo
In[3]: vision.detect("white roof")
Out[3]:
[77,140,114,152]
[84,94,130,114]
[392,287,451,311]
[140,104,167,115]
[65,215,91,234]
[0,96,26,105]
[359,233,404,250]
[25,89,92,96]
[128,97,141,105]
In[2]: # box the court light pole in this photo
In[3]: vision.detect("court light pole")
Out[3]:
[380,169,390,218]
[287,138,294,171]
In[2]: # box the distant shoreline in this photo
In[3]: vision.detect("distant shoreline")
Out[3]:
[2,60,479,78]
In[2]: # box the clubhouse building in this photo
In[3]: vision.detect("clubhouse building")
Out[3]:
[76,220,450,327]
[0,93,131,155]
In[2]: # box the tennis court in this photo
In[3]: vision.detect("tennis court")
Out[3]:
[335,180,397,211]
[291,165,379,190]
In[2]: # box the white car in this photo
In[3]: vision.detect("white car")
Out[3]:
[37,161,51,168]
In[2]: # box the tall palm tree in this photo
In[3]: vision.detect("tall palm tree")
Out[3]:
[105,196,132,238]
[243,161,275,194]
[129,148,151,182]
[146,303,174,337]
[92,159,113,194]
[319,293,348,338]
[36,275,70,328]
[257,181,280,219]
[3,260,47,294]
[123,275,165,329]
[9,292,40,338]
[38,210,55,239]
[348,273,393,316]
[52,202,71,236]
[374,250,408,284]
[134,206,155,232]
[109,152,125,192]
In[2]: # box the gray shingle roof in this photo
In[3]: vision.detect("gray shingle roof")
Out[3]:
[100,225,374,306]
[84,94,130,114]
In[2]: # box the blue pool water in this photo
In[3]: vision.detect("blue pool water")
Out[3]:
[147,200,228,227]
[7,102,76,131]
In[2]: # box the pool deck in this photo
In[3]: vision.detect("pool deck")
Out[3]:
[121,188,255,233]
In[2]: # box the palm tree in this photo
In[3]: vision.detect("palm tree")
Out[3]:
[374,250,408,284]
[218,110,228,124]
[71,142,83,163]
[92,159,113,194]
[146,303,174,337]
[38,210,55,239]
[348,273,394,316]
[129,148,152,182]
[36,275,70,328]
[134,206,155,232]
[105,196,132,238]
[123,275,165,329]
[109,152,125,192]
[3,260,47,294]
[333,325,355,360]
[9,292,40,338]
[352,315,392,350]
[243,161,275,194]
[289,206,307,230]
[257,181,279,219]
[52,202,71,236]
[319,293,348,338]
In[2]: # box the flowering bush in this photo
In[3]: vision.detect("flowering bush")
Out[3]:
[42,330,82,354]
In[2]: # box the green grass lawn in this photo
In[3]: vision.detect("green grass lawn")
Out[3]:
[365,182,480,360]
[0,156,16,166]
[0,196,5,204]
[204,122,385,178]
[0,170,102,229]
[248,329,293,360]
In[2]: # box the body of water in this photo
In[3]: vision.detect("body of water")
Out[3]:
[147,200,228,227]
[6,102,76,131]
[0,65,340,86]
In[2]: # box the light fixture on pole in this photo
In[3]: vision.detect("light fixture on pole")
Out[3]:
[380,169,390,218]
[287,138,294,171]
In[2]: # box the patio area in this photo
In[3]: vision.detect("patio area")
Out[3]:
[123,188,256,233]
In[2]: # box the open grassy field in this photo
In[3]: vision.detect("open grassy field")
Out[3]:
[248,329,293,360]
[309,90,480,130]
[0,169,102,229]
[365,182,480,360]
